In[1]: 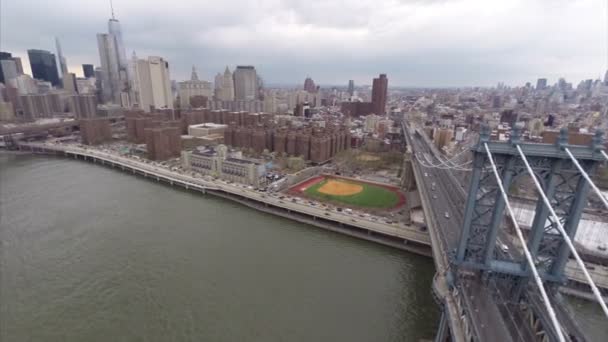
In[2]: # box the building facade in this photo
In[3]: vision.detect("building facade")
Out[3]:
[82,64,95,78]
[215,66,235,101]
[303,77,316,93]
[132,55,173,112]
[97,17,130,106]
[27,49,60,86]
[183,144,266,187]
[371,73,388,115]
[179,66,212,108]
[68,94,97,119]
[233,66,258,100]
[80,118,112,145]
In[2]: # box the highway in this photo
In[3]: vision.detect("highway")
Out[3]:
[19,142,431,250]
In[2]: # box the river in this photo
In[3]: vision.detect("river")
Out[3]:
[0,153,439,341]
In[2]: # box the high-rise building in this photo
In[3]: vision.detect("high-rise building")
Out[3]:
[215,66,235,101]
[55,37,68,76]
[0,59,18,82]
[348,80,354,96]
[82,64,95,78]
[80,118,112,145]
[18,94,54,120]
[11,57,23,74]
[0,52,13,84]
[536,78,547,90]
[132,55,173,112]
[8,74,37,95]
[304,77,316,93]
[63,72,78,93]
[97,15,130,106]
[0,100,15,121]
[233,66,257,100]
[145,126,181,160]
[371,73,388,115]
[178,66,212,108]
[27,49,60,86]
[68,94,97,118]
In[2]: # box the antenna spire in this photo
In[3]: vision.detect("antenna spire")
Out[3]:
[110,0,115,19]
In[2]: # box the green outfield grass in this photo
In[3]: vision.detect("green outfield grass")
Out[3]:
[304,178,401,209]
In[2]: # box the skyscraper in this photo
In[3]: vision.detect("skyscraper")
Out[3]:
[82,64,95,78]
[0,59,18,83]
[55,37,68,76]
[536,78,547,90]
[371,73,388,115]
[132,54,172,112]
[178,66,212,108]
[0,52,12,83]
[348,80,354,96]
[215,66,235,101]
[304,77,316,93]
[27,49,60,86]
[97,14,130,106]
[63,72,78,93]
[233,66,257,100]
[12,57,23,74]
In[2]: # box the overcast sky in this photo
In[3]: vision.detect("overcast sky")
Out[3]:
[1,0,607,87]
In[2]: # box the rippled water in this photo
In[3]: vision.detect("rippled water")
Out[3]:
[0,153,439,341]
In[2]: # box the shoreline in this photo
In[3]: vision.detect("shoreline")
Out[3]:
[10,144,606,303]
[12,143,433,257]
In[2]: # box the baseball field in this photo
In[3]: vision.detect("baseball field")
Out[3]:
[290,175,405,210]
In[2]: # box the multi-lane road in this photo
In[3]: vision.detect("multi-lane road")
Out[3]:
[18,142,432,253]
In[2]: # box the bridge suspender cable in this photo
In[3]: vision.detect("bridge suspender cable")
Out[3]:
[565,148,608,212]
[484,143,566,342]
[602,150,608,162]
[414,154,473,171]
[517,145,608,319]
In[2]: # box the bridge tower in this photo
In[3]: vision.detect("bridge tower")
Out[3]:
[451,126,605,340]
[456,126,604,284]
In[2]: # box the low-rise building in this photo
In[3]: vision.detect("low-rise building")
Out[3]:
[187,123,227,137]
[182,144,266,187]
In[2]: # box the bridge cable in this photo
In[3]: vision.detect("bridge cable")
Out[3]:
[484,143,566,342]
[602,150,608,162]
[427,148,471,167]
[417,152,473,170]
[565,148,608,212]
[517,145,608,319]
[415,154,472,171]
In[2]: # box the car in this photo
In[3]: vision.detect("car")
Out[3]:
[598,244,607,251]
[444,212,450,219]
[499,243,509,252]
[325,212,331,216]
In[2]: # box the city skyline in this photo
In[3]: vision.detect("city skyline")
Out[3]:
[2,0,608,87]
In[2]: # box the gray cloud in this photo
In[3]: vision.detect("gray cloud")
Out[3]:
[1,0,605,87]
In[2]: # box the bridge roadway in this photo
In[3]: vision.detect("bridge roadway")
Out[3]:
[18,142,432,256]
[404,124,515,341]
[405,123,592,341]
